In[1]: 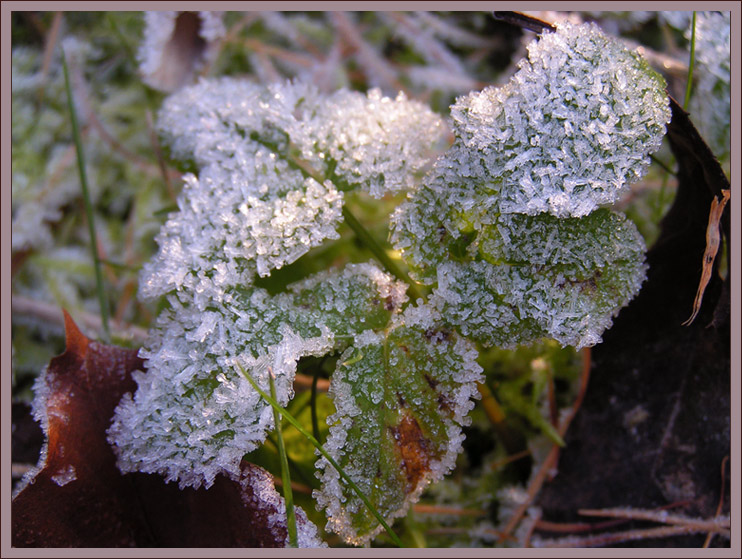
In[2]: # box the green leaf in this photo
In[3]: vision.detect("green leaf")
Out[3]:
[314,304,483,546]
[431,209,648,349]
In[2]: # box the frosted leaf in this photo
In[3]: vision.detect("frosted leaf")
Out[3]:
[111,262,408,489]
[288,262,408,335]
[449,21,670,218]
[430,210,647,349]
[138,11,225,92]
[109,284,334,489]
[314,303,483,546]
[146,77,442,298]
[295,88,447,198]
[688,12,730,164]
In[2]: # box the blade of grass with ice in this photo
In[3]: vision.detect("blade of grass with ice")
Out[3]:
[61,47,110,342]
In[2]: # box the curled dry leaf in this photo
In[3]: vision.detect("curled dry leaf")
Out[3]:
[12,311,325,548]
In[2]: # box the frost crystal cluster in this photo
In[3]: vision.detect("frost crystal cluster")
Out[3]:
[392,22,669,349]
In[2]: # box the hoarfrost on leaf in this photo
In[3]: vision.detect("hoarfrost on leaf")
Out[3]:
[314,302,483,546]
[449,21,670,218]
[110,261,410,490]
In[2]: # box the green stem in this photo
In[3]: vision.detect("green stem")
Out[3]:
[683,11,697,111]
[254,134,426,304]
[341,206,425,303]
[61,48,111,342]
[311,367,321,443]
[269,370,297,547]
[237,364,405,548]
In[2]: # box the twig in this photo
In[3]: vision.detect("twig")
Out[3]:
[12,295,147,342]
[704,454,729,547]
[533,523,729,548]
[498,347,592,541]
[578,507,730,532]
[145,109,177,202]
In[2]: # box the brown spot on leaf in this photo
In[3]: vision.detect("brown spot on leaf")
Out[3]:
[388,415,433,492]
[424,328,451,343]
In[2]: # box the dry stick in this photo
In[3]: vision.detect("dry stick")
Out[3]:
[534,499,693,535]
[498,347,592,542]
[578,507,730,532]
[242,37,316,69]
[682,189,731,326]
[704,454,729,548]
[145,109,177,202]
[489,449,532,472]
[12,295,148,342]
[535,524,728,548]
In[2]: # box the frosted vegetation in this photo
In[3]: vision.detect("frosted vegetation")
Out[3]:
[104,20,671,545]
[13,10,727,548]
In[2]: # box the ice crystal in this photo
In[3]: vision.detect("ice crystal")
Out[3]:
[110,262,407,489]
[142,77,443,299]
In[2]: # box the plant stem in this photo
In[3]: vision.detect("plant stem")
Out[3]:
[683,11,697,111]
[261,137,425,304]
[237,364,405,548]
[268,370,297,547]
[61,48,111,342]
[341,206,425,302]
[311,367,321,442]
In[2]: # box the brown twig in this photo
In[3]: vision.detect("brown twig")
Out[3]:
[704,454,729,547]
[578,507,730,532]
[145,109,177,203]
[533,523,729,548]
[498,347,592,542]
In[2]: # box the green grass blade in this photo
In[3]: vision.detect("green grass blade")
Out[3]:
[683,11,697,111]
[269,370,298,547]
[61,47,111,342]
[237,364,405,548]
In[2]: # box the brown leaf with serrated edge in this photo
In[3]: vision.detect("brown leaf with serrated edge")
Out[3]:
[12,311,324,548]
